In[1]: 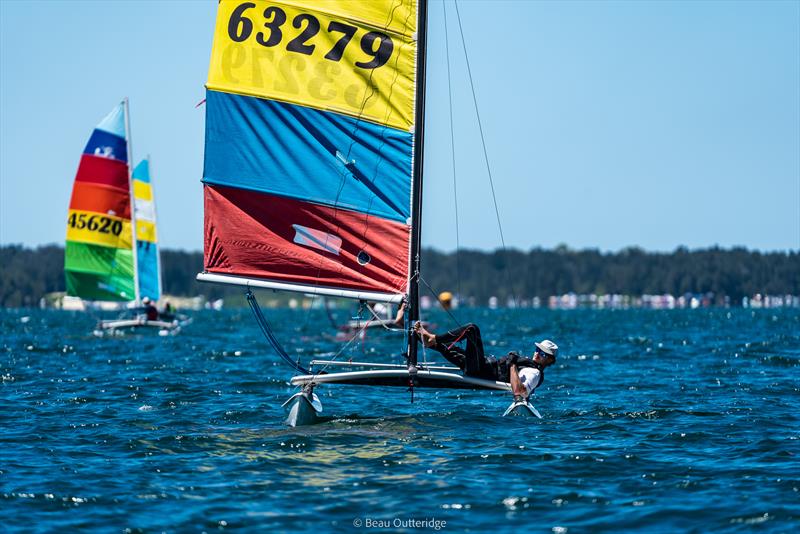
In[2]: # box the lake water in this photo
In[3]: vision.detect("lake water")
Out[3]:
[2,307,798,532]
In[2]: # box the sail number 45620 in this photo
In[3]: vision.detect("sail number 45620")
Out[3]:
[228,3,394,69]
[68,213,123,236]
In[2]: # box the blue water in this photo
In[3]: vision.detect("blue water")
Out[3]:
[2,308,798,532]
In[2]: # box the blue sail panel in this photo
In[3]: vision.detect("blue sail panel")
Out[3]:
[136,241,160,300]
[203,90,413,223]
[82,129,128,163]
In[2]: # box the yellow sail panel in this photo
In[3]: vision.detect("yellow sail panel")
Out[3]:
[208,0,418,131]
[133,180,153,201]
[66,209,133,250]
[277,0,416,38]
[136,220,157,243]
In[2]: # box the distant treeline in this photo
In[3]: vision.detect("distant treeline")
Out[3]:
[422,246,799,305]
[1,244,798,307]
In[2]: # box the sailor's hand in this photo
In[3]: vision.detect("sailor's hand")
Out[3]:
[508,352,519,365]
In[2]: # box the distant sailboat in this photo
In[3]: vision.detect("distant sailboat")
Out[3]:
[197,0,524,424]
[64,99,187,334]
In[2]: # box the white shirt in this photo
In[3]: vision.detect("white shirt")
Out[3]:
[518,367,541,396]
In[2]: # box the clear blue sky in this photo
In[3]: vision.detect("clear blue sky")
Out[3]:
[1,0,798,253]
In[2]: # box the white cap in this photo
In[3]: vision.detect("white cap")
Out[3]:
[535,339,558,358]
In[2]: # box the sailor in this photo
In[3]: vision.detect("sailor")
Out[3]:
[142,297,159,321]
[161,301,175,321]
[414,322,557,400]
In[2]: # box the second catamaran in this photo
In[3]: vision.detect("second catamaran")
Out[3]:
[65,99,186,333]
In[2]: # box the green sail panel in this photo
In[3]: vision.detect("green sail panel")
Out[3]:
[65,241,135,301]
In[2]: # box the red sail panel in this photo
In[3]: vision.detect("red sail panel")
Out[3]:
[74,154,129,190]
[68,181,131,219]
[204,185,409,295]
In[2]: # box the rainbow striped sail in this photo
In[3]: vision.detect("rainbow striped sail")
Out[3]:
[65,102,137,302]
[65,101,163,303]
[199,0,420,303]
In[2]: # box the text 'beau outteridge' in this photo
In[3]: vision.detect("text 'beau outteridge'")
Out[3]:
[354,517,447,530]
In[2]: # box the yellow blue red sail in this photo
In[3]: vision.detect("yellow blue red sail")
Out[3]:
[133,159,161,300]
[202,0,419,298]
[65,103,136,301]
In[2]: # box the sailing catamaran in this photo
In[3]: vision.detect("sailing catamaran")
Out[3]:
[198,0,532,423]
[65,100,187,334]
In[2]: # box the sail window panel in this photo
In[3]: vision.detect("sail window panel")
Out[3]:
[204,184,409,295]
[68,181,131,220]
[203,90,413,223]
[134,198,156,223]
[292,224,343,255]
[136,243,160,301]
[74,154,130,191]
[82,129,128,163]
[208,0,417,131]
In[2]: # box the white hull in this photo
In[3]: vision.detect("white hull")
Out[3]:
[502,399,542,418]
[291,369,511,391]
[282,391,323,427]
[99,319,176,329]
[96,315,191,336]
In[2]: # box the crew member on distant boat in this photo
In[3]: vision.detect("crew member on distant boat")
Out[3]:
[161,301,175,320]
[414,322,557,399]
[142,297,158,321]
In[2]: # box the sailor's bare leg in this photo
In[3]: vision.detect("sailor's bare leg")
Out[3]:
[413,321,436,347]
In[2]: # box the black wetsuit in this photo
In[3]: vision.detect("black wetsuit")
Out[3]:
[429,323,542,383]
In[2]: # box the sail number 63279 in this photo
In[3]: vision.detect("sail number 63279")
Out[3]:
[227,3,394,69]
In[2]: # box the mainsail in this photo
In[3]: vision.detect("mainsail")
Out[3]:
[65,101,138,302]
[133,158,162,300]
[198,0,421,303]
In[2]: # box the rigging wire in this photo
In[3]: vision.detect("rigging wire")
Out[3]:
[419,274,462,329]
[247,290,309,375]
[443,0,462,301]
[453,0,519,309]
[247,289,384,379]
[310,316,377,378]
[322,298,340,330]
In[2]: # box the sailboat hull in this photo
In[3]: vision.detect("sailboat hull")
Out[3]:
[282,391,323,427]
[290,369,511,392]
[502,400,543,419]
[96,315,191,336]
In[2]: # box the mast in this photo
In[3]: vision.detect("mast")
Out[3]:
[407,0,429,370]
[123,97,141,305]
